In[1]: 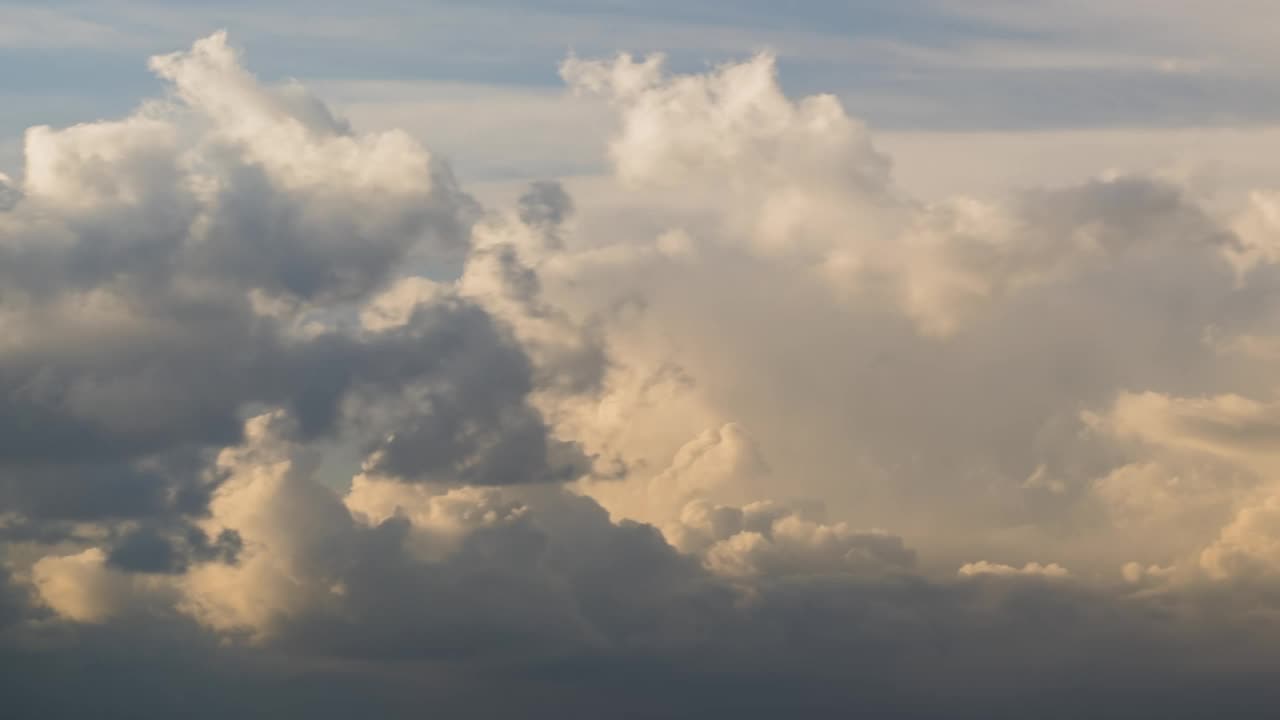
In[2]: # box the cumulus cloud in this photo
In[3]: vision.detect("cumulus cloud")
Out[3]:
[673,498,916,579]
[32,548,172,622]
[0,30,582,531]
[958,560,1070,578]
[9,31,1280,719]
[1200,495,1280,580]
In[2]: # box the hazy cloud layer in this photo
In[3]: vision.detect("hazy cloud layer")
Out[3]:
[7,33,1280,718]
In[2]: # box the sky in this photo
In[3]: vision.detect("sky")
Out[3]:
[7,2,1280,718]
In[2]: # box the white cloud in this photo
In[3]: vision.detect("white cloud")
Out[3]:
[11,29,1280,718]
[958,560,1070,578]
[673,499,914,579]
[32,548,172,622]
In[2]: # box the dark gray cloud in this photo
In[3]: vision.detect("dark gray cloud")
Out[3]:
[351,299,593,486]
[517,179,574,236]
[6,549,1280,719]
[0,291,584,522]
[105,524,241,574]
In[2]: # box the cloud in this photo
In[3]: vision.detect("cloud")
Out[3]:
[1200,494,1280,580]
[958,560,1070,578]
[9,31,1280,719]
[673,498,916,579]
[0,31,581,531]
[32,548,176,622]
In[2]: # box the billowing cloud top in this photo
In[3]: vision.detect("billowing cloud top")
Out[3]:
[5,32,1280,719]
